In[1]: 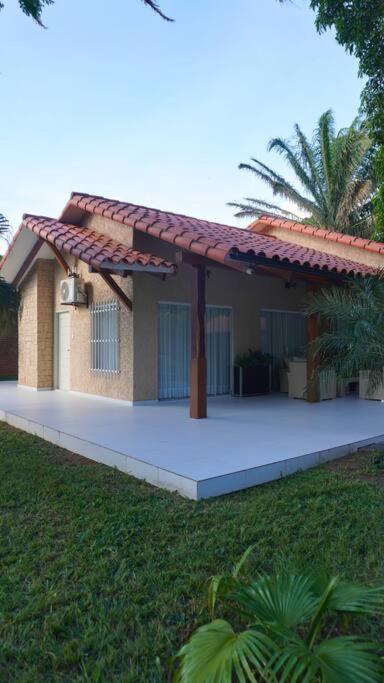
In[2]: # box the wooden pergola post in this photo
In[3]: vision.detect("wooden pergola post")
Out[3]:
[306,284,320,403]
[190,263,207,419]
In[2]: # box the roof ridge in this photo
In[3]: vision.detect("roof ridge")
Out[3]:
[64,193,375,277]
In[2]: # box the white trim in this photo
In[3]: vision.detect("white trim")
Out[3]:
[56,390,164,407]
[18,384,53,391]
[0,406,197,498]
[260,308,305,316]
[67,389,134,406]
[55,311,71,390]
[158,300,190,307]
[132,399,160,406]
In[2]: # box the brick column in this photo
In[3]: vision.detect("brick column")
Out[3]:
[36,260,54,388]
[18,259,54,389]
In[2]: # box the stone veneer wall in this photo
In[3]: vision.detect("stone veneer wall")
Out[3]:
[18,259,54,389]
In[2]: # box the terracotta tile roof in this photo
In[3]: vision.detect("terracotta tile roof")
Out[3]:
[20,215,176,273]
[250,215,384,256]
[65,192,376,278]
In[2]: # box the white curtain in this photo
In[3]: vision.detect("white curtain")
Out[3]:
[158,303,231,400]
[206,307,231,395]
[260,310,307,388]
[158,303,191,399]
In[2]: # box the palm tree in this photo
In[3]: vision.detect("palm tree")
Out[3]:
[173,548,384,682]
[306,274,384,394]
[229,111,375,236]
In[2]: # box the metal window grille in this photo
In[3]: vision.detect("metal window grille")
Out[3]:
[90,300,120,374]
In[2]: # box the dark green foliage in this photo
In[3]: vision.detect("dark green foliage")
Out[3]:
[0,0,173,24]
[0,213,10,232]
[373,148,384,240]
[0,214,16,326]
[278,0,384,238]
[306,274,384,393]
[0,0,53,26]
[229,111,375,235]
[234,349,273,367]
[0,278,19,326]
[309,1,384,136]
[174,558,384,682]
[1,423,384,681]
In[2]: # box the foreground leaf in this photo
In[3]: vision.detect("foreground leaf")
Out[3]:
[174,619,275,683]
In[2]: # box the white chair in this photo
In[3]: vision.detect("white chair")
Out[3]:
[287,359,336,400]
[359,371,384,400]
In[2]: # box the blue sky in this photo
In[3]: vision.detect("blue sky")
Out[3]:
[0,0,363,240]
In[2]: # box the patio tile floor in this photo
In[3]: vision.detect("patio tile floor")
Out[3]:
[1,382,384,499]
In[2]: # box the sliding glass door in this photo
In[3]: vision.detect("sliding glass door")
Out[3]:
[158,303,191,400]
[158,303,232,400]
[260,309,307,389]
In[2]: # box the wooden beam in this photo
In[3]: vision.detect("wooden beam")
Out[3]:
[99,271,133,311]
[12,238,44,287]
[177,250,332,285]
[100,260,175,275]
[306,285,320,403]
[190,264,207,419]
[227,251,348,284]
[176,251,209,267]
[48,242,70,274]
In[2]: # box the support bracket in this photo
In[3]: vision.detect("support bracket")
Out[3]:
[98,270,133,311]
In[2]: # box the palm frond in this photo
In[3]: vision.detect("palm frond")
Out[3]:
[174,619,275,683]
[294,123,327,207]
[238,159,317,215]
[267,136,321,202]
[227,199,302,221]
[18,0,53,27]
[306,276,384,392]
[315,637,384,683]
[233,574,319,631]
[328,581,384,615]
[0,213,10,238]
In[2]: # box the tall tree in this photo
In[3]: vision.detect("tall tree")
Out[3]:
[229,111,375,235]
[2,0,173,25]
[277,1,384,236]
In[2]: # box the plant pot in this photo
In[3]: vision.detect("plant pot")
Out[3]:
[233,364,271,397]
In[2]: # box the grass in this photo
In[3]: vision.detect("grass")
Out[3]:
[1,423,384,682]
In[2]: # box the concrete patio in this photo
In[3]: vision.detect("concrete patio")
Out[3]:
[1,382,384,499]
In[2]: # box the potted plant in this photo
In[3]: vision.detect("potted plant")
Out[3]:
[233,349,272,396]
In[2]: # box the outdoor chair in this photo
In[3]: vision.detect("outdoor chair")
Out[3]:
[359,371,384,400]
[287,359,337,400]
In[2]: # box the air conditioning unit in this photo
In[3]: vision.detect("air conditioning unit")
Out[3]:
[60,275,87,306]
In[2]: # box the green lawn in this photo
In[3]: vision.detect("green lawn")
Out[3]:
[1,423,384,682]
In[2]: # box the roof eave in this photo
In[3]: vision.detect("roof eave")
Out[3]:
[226,250,372,281]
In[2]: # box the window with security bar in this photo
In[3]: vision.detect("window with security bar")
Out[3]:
[90,300,120,374]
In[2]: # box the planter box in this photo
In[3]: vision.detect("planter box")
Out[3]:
[233,364,271,397]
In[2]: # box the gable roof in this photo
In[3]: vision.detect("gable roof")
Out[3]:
[62,192,376,278]
[0,214,176,284]
[22,215,176,273]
